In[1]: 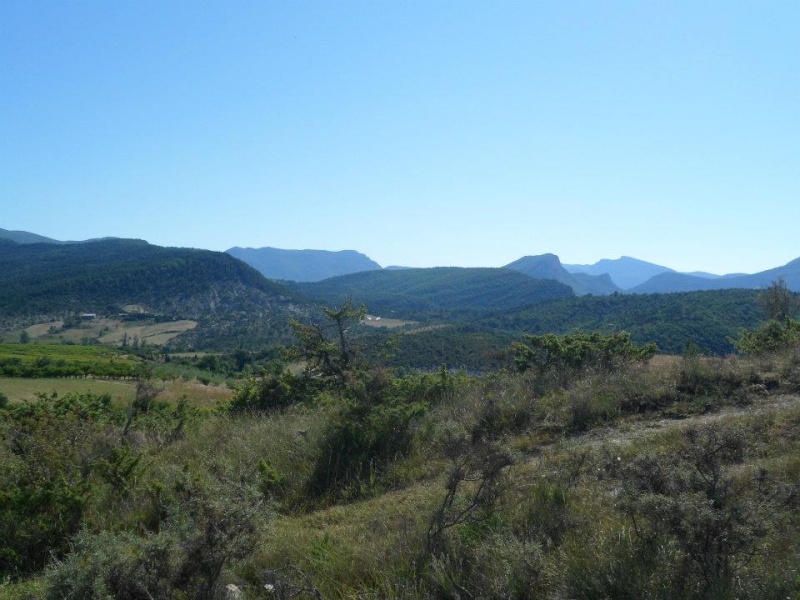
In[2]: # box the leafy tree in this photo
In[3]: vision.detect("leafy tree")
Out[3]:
[287,301,367,389]
[758,278,799,322]
[734,318,800,356]
[0,393,121,577]
[227,364,316,411]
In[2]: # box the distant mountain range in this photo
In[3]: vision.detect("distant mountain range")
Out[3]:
[630,257,800,294]
[226,246,380,282]
[2,226,798,293]
[0,227,65,245]
[505,254,621,295]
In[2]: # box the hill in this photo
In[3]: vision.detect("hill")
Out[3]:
[632,256,800,293]
[477,288,765,355]
[505,253,621,295]
[290,267,574,317]
[0,239,306,350]
[226,246,381,282]
[0,227,62,245]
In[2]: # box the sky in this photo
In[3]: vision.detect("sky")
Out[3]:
[1,1,798,275]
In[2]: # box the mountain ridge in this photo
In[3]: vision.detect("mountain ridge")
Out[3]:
[505,254,622,296]
[226,246,381,282]
[3,226,798,292]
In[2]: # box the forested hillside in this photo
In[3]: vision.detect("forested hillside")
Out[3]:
[479,289,765,355]
[0,239,307,350]
[290,267,574,318]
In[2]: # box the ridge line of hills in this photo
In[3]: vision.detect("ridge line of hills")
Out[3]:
[3,227,796,293]
[0,230,792,359]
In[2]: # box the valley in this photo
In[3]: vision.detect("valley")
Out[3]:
[1,229,799,598]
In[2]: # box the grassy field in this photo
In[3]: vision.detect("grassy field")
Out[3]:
[0,377,137,405]
[0,342,138,366]
[97,319,197,345]
[0,376,233,408]
[362,315,418,329]
[15,316,197,346]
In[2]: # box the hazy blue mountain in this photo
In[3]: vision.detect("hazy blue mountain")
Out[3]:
[226,247,381,282]
[0,227,63,244]
[505,254,621,296]
[632,256,800,293]
[564,256,676,290]
[684,271,723,279]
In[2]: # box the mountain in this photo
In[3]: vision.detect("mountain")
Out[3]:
[290,267,574,317]
[0,238,306,349]
[0,227,63,245]
[226,246,381,282]
[632,256,800,294]
[564,256,675,290]
[504,254,621,295]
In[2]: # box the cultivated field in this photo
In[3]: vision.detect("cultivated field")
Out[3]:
[17,317,197,346]
[0,376,233,408]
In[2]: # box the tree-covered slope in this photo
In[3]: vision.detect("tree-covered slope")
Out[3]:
[290,267,574,317]
[477,289,765,355]
[0,239,307,350]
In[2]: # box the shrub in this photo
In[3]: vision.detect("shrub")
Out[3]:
[306,369,428,502]
[513,331,656,391]
[46,471,265,600]
[0,393,121,578]
[616,424,782,599]
[735,318,800,356]
[228,366,317,412]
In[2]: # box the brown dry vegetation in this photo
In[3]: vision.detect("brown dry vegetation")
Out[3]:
[3,329,800,599]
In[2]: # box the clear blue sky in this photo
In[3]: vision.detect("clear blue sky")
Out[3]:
[2,1,798,274]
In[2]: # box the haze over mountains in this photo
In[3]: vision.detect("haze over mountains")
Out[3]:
[2,227,798,293]
[226,246,380,282]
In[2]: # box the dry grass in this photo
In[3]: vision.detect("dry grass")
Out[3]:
[98,320,197,345]
[0,376,232,408]
[0,377,137,405]
[362,315,418,329]
[16,317,197,347]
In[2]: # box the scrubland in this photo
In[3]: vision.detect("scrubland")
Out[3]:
[2,316,800,599]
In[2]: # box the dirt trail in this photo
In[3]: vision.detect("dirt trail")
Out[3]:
[570,392,800,452]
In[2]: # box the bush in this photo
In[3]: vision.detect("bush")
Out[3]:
[735,318,800,356]
[615,424,782,599]
[0,393,121,578]
[513,331,656,391]
[306,369,429,502]
[46,471,266,600]
[227,366,317,412]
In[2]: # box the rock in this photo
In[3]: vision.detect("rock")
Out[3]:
[225,583,243,599]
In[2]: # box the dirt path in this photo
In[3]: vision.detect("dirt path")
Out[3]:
[580,392,800,452]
